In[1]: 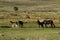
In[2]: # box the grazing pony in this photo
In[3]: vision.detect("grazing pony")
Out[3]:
[18,21,24,28]
[37,19,55,28]
[43,19,55,28]
[37,20,44,28]
[10,21,18,28]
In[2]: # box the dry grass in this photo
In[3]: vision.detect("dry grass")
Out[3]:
[0,12,60,23]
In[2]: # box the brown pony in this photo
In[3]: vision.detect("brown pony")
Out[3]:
[10,21,18,28]
[37,19,55,28]
[43,19,55,28]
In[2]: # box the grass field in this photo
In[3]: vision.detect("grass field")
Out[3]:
[0,22,60,40]
[0,28,60,40]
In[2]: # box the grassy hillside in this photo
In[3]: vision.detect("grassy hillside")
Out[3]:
[0,0,60,11]
[0,0,60,25]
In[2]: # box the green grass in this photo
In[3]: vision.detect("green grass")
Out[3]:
[0,28,60,40]
[0,14,59,40]
[0,18,60,40]
[0,23,60,40]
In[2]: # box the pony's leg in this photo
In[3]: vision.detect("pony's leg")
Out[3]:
[18,24,20,27]
[41,24,44,28]
[53,24,55,28]
[12,24,14,28]
[52,23,55,28]
[51,24,53,28]
[39,25,40,28]
[45,24,47,28]
[38,24,40,28]
[51,23,55,28]
[21,24,23,28]
[15,24,18,28]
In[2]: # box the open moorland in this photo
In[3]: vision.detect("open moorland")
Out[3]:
[0,0,60,40]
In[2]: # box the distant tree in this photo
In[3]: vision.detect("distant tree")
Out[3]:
[14,7,18,11]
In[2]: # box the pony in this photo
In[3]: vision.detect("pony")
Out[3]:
[37,19,55,28]
[37,20,44,28]
[43,19,55,28]
[10,21,18,28]
[18,21,24,28]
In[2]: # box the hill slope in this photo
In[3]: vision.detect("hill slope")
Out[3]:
[0,0,60,11]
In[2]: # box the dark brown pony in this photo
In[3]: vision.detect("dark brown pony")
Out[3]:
[43,19,55,28]
[37,19,55,28]
[18,21,24,28]
[37,20,44,28]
